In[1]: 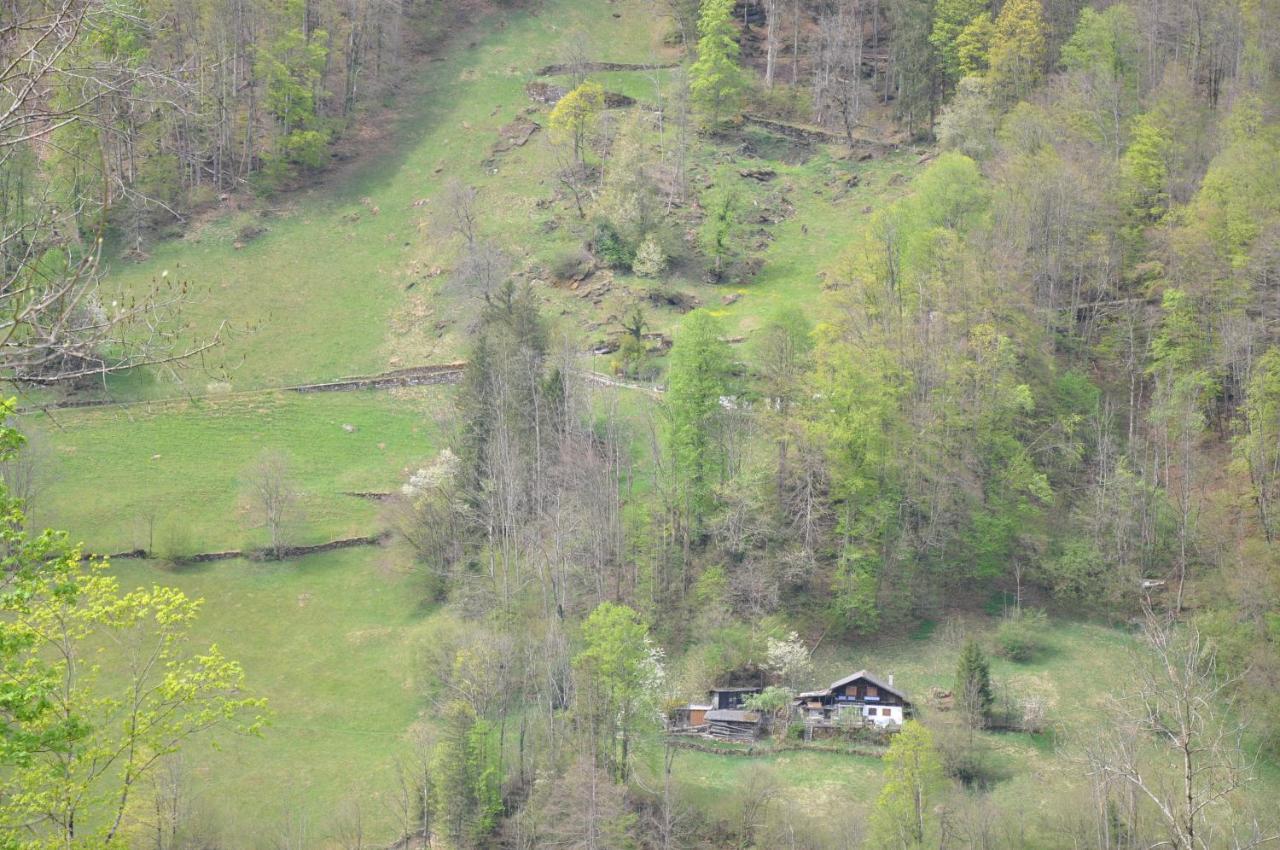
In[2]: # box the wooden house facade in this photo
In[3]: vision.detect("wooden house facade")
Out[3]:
[796,670,911,727]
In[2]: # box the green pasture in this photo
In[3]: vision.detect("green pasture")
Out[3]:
[107,548,440,849]
[26,388,448,555]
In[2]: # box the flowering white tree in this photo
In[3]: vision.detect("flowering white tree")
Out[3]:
[766,631,814,689]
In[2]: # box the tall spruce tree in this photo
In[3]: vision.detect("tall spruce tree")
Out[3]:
[689,0,747,125]
[955,639,994,726]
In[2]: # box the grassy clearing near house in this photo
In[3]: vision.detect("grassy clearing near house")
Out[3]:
[658,616,1280,835]
[27,387,448,554]
[105,548,439,848]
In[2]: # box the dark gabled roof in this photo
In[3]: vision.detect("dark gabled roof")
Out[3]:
[826,670,910,702]
[708,686,762,693]
[706,709,761,723]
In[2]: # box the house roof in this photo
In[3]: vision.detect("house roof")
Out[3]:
[826,670,910,702]
[709,686,761,693]
[706,709,760,723]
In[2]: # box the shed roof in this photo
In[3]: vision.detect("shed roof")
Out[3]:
[705,709,761,723]
[709,686,762,693]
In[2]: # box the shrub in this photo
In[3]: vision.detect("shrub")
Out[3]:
[155,518,196,564]
[994,608,1049,662]
[549,246,593,281]
[592,220,635,271]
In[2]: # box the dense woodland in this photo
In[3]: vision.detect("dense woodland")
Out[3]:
[3,0,1280,847]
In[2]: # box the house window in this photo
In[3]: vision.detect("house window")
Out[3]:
[867,686,878,698]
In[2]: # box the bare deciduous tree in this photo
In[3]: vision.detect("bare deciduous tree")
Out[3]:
[1086,616,1277,850]
[247,449,297,559]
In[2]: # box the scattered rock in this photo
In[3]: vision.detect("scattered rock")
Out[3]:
[858,152,874,162]
[526,81,568,106]
[739,167,777,182]
[722,292,741,306]
[411,198,429,208]
[887,172,906,186]
[491,116,541,155]
[342,423,357,433]
[845,174,860,188]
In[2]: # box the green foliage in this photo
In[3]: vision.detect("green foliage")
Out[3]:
[1061,5,1142,99]
[930,0,989,84]
[594,219,636,270]
[994,608,1050,662]
[1123,111,1172,220]
[549,80,605,162]
[1181,98,1280,269]
[956,13,995,76]
[869,721,946,848]
[666,310,735,540]
[988,0,1047,102]
[430,700,501,848]
[954,639,993,725]
[698,182,742,280]
[573,602,663,781]
[689,0,747,125]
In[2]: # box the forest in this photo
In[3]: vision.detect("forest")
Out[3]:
[2,0,1280,847]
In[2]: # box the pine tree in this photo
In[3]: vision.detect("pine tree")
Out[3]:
[954,639,994,726]
[689,0,746,126]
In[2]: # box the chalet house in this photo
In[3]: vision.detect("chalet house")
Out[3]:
[796,670,911,727]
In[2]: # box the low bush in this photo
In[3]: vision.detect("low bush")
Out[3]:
[995,608,1050,662]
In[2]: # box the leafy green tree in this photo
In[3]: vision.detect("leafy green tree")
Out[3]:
[573,602,664,781]
[549,80,604,163]
[1123,111,1172,221]
[666,311,735,549]
[256,0,329,181]
[0,404,264,846]
[698,182,741,280]
[955,12,994,76]
[930,0,988,85]
[987,0,1047,102]
[954,639,993,727]
[869,721,946,848]
[743,686,795,737]
[689,0,746,125]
